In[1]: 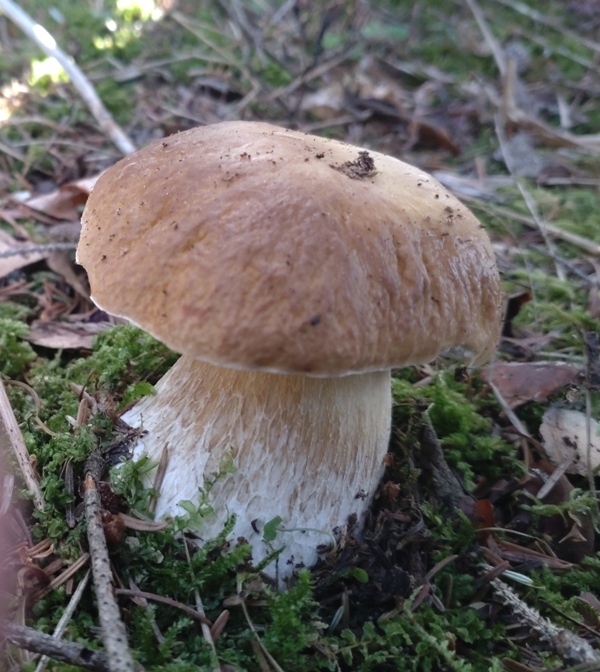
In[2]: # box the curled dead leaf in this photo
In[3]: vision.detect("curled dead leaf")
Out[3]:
[483,362,580,409]
[26,320,110,350]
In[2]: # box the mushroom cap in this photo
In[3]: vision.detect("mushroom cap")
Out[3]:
[77,121,502,375]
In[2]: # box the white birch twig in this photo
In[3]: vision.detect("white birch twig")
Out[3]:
[0,0,136,155]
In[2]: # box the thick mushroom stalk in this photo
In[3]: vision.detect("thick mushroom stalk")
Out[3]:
[122,357,391,570]
[77,121,503,579]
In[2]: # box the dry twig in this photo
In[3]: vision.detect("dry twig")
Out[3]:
[491,577,600,665]
[2,621,111,672]
[0,0,135,155]
[0,243,77,260]
[0,378,44,510]
[84,472,135,672]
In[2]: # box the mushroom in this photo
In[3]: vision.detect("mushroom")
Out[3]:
[77,121,502,573]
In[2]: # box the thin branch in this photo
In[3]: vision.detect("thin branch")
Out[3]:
[0,378,44,510]
[2,622,111,672]
[0,0,135,155]
[84,473,135,672]
[490,577,600,665]
[0,242,77,260]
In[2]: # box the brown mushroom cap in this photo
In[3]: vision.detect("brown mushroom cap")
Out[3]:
[77,121,502,375]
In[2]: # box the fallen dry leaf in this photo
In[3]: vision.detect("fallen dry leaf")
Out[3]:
[0,229,44,279]
[540,407,600,476]
[26,320,110,350]
[20,175,100,222]
[483,361,580,409]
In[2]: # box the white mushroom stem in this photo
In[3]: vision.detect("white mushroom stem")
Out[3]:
[121,356,392,573]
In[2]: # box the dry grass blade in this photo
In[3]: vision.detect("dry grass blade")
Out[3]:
[492,0,600,55]
[462,197,600,257]
[114,588,212,626]
[34,570,91,672]
[0,378,44,510]
[494,115,566,282]
[0,243,77,260]
[488,380,531,469]
[236,579,285,672]
[463,0,507,76]
[183,536,220,671]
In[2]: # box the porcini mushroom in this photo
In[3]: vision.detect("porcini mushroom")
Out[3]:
[77,121,502,573]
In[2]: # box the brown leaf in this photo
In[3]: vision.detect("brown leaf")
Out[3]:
[22,176,100,222]
[0,230,44,279]
[483,361,580,409]
[26,320,110,350]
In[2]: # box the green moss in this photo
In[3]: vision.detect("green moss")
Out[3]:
[0,301,33,321]
[393,374,519,487]
[555,189,600,244]
[0,318,37,377]
[68,324,178,402]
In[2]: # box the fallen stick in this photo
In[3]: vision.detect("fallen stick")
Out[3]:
[84,470,135,672]
[0,0,136,155]
[2,621,111,672]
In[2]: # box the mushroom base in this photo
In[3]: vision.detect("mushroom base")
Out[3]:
[121,357,392,576]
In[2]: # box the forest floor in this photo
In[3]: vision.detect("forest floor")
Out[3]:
[1,1,600,670]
